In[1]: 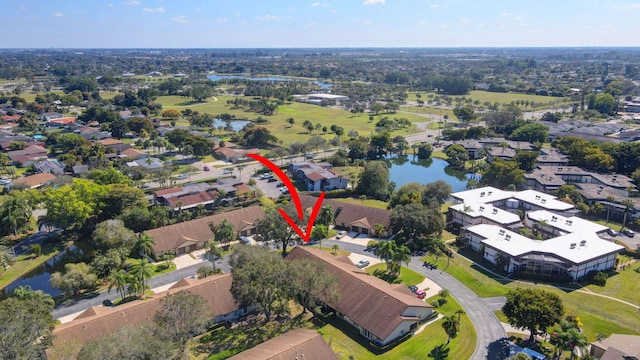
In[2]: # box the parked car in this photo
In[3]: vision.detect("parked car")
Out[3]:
[175,174,189,180]
[336,230,347,239]
[305,153,315,159]
[223,168,232,174]
[260,173,273,179]
[607,228,618,237]
[408,285,418,293]
[280,187,289,194]
[356,260,370,268]
[416,290,427,299]
[268,177,278,182]
[102,299,115,307]
[203,166,210,171]
[276,182,285,187]
[623,229,635,237]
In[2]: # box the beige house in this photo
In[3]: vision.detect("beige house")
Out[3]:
[144,205,265,257]
[286,247,433,346]
[229,328,338,360]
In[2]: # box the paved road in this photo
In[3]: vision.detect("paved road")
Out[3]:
[323,239,508,360]
[52,256,231,319]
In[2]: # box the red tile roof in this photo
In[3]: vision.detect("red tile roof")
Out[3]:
[166,190,219,209]
[12,172,56,188]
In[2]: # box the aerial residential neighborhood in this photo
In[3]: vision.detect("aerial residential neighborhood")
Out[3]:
[2,3,640,359]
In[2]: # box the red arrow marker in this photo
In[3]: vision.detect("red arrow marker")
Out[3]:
[248,154,326,243]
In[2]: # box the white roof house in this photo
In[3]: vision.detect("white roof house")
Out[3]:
[449,202,521,228]
[451,186,512,205]
[525,210,609,236]
[511,190,575,212]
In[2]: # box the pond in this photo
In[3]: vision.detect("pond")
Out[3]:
[3,245,85,297]
[207,74,333,89]
[213,118,251,132]
[386,155,474,192]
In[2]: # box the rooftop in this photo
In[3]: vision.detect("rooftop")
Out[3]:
[450,202,521,225]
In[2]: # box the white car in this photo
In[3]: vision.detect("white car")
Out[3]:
[175,174,189,180]
[336,230,347,239]
[356,260,370,268]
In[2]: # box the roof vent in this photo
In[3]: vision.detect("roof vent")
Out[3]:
[499,229,506,235]
[580,240,587,246]
[492,209,498,215]
[570,243,576,249]
[479,206,485,212]
[488,191,493,195]
[505,234,511,240]
[541,199,546,204]
[480,192,485,197]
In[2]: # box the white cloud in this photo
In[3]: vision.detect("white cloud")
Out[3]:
[622,3,640,8]
[123,1,141,5]
[418,20,427,24]
[143,7,164,13]
[172,16,189,23]
[311,2,331,7]
[215,18,227,23]
[257,14,278,20]
[430,4,439,8]
[52,12,63,17]
[363,0,385,5]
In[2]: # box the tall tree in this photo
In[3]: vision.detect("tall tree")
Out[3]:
[130,259,153,296]
[377,240,397,272]
[355,161,392,201]
[205,242,222,271]
[502,288,564,342]
[317,205,335,227]
[154,291,211,350]
[76,324,176,360]
[50,262,98,296]
[0,291,56,359]
[230,246,290,322]
[288,258,340,314]
[255,205,304,256]
[108,269,129,301]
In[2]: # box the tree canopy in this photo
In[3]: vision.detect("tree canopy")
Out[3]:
[502,288,564,341]
[355,161,393,201]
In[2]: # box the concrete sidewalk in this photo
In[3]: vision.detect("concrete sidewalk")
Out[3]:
[57,281,180,324]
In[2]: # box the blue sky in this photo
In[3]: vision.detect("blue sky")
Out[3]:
[2,0,640,48]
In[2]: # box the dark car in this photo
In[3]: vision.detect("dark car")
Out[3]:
[408,285,418,293]
[268,177,278,182]
[623,229,635,237]
[102,299,115,307]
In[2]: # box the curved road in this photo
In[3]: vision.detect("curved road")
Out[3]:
[322,239,508,360]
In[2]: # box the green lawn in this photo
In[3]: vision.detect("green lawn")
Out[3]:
[366,263,425,286]
[0,241,70,289]
[581,264,640,306]
[317,295,475,360]
[155,95,421,145]
[331,196,389,210]
[406,91,570,109]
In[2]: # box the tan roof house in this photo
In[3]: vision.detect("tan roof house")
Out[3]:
[49,274,250,358]
[144,205,265,257]
[10,172,56,189]
[229,328,338,360]
[286,247,433,346]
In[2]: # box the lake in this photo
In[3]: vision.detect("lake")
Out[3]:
[386,155,473,192]
[207,74,332,89]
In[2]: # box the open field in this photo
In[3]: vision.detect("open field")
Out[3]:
[407,90,571,109]
[331,196,388,210]
[155,95,421,145]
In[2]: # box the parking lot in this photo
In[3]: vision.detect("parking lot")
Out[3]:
[253,172,291,198]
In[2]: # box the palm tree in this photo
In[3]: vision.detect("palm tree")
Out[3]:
[134,233,155,258]
[130,259,153,296]
[454,309,466,321]
[317,205,334,227]
[108,269,129,301]
[438,288,450,302]
[213,218,236,250]
[331,244,339,255]
[561,328,590,360]
[205,242,222,271]
[605,196,615,224]
[373,223,386,238]
[621,198,634,231]
[0,245,16,272]
[377,240,397,272]
[441,315,460,344]
[392,244,411,274]
[0,194,32,237]
[236,164,245,181]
